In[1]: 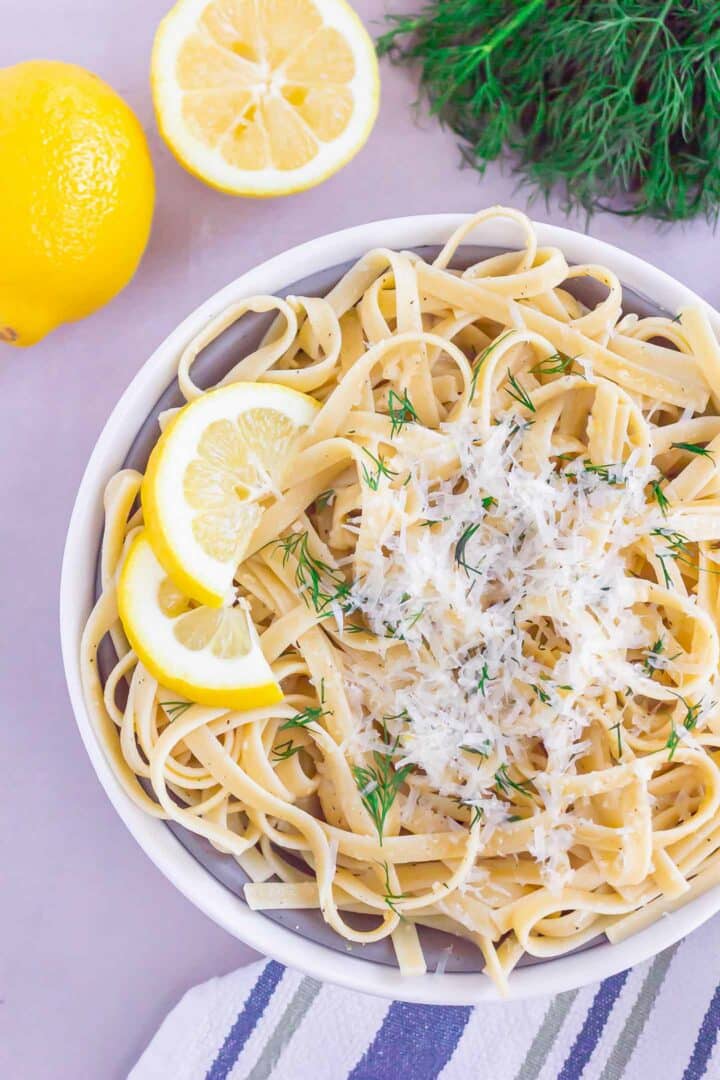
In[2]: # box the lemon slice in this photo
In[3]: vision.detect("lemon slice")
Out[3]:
[151,0,380,196]
[142,381,319,607]
[119,531,283,708]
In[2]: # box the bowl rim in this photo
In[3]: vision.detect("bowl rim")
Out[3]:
[60,210,720,1004]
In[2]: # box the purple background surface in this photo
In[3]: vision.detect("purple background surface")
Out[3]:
[1,3,718,1077]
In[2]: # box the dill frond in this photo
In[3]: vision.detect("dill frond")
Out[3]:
[379,1,720,222]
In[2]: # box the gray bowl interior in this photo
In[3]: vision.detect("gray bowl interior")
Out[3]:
[101,245,669,974]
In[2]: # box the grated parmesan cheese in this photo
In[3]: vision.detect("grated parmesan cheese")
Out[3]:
[343,414,662,890]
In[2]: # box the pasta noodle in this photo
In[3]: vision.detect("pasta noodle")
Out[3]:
[81,206,720,992]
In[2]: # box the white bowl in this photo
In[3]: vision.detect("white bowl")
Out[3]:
[61,213,720,1003]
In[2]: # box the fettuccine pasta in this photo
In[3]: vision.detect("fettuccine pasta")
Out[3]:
[81,207,720,992]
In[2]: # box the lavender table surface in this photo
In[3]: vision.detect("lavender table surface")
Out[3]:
[1,4,718,1078]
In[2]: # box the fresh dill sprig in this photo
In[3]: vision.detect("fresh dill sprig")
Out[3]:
[671,693,704,732]
[273,530,351,616]
[583,461,623,485]
[272,739,303,762]
[642,638,665,677]
[530,683,551,705]
[455,800,484,828]
[378,1,720,222]
[652,527,720,586]
[505,370,536,413]
[279,705,330,732]
[651,528,693,568]
[469,331,514,402]
[454,522,482,575]
[670,441,715,460]
[475,662,491,696]
[609,721,623,760]
[387,389,419,437]
[384,606,425,640]
[352,738,413,844]
[162,700,192,720]
[379,861,409,915]
[383,709,410,723]
[651,479,670,516]
[481,495,497,511]
[666,695,705,759]
[361,446,398,490]
[666,724,680,761]
[530,351,575,377]
[494,763,535,799]
[460,740,491,757]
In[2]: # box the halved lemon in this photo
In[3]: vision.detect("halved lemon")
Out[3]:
[118,531,283,708]
[142,381,319,607]
[151,0,380,197]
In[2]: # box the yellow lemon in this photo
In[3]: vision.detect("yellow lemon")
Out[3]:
[0,60,155,346]
[142,381,319,607]
[118,531,283,709]
[151,0,379,197]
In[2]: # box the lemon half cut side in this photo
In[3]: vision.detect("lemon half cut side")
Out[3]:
[118,531,283,708]
[142,380,319,607]
[151,0,380,196]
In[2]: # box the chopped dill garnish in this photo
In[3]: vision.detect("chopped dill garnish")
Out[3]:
[469,331,514,402]
[383,709,410,723]
[361,446,398,490]
[454,522,482,575]
[670,693,704,732]
[666,724,680,761]
[530,683,551,704]
[530,351,575,377]
[505,370,536,412]
[272,739,303,762]
[387,388,419,437]
[384,607,424,639]
[642,638,665,677]
[665,695,705,760]
[279,705,330,732]
[671,313,683,324]
[481,495,497,511]
[345,621,372,635]
[352,737,413,845]
[670,441,714,460]
[652,527,720,586]
[315,488,336,510]
[494,764,535,799]
[583,461,622,484]
[273,530,351,616]
[459,740,491,757]
[162,700,192,720]
[651,479,670,516]
[609,721,623,759]
[379,860,408,915]
[475,662,491,696]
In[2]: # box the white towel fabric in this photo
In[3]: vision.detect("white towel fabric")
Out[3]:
[131,920,720,1080]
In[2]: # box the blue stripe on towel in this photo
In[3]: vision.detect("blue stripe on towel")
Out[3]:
[348,1002,472,1080]
[682,980,720,1080]
[205,961,285,1080]
[557,970,629,1080]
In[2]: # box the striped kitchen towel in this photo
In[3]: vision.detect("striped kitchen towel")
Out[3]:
[130,920,720,1080]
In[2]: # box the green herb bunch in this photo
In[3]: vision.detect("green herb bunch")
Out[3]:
[378,1,720,221]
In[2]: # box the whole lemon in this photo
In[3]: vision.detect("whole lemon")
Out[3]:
[0,60,155,346]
